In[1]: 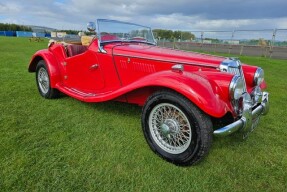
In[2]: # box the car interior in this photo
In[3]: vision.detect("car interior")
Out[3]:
[49,35,94,57]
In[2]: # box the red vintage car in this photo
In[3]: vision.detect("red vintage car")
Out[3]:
[28,19,269,166]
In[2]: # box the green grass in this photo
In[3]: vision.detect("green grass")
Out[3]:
[0,36,286,191]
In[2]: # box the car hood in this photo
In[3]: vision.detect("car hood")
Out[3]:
[112,44,225,68]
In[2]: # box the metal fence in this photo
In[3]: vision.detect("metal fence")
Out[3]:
[157,29,287,59]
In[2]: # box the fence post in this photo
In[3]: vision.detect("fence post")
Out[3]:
[229,30,235,54]
[270,29,277,58]
[240,45,244,55]
[200,31,204,51]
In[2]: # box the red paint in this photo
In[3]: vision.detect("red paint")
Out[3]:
[29,39,267,118]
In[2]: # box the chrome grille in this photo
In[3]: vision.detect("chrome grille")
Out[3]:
[220,58,247,92]
[228,67,247,92]
[220,58,248,115]
[228,67,240,75]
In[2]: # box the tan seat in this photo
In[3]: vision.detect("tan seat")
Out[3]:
[81,36,93,46]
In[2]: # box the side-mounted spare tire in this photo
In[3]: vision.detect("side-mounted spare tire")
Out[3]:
[36,60,60,99]
[141,90,213,166]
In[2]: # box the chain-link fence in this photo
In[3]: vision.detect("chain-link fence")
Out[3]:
[157,29,287,59]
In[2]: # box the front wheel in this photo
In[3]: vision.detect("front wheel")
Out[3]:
[142,90,213,166]
[36,60,60,99]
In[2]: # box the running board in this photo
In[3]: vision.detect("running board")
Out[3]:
[67,87,96,97]
[55,83,114,102]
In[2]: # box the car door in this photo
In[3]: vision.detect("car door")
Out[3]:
[64,50,105,92]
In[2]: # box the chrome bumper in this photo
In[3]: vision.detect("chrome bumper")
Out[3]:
[214,92,269,137]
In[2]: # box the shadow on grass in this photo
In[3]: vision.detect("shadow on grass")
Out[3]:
[57,92,142,117]
[58,93,251,150]
[90,101,142,118]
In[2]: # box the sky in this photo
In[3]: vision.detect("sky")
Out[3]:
[1,0,287,32]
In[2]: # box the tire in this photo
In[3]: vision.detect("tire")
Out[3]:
[142,90,213,166]
[36,60,60,99]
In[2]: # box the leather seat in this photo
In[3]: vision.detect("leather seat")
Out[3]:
[66,44,88,57]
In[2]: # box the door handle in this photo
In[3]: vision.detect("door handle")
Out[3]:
[90,64,99,70]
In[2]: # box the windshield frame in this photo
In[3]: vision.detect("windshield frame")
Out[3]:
[96,19,156,46]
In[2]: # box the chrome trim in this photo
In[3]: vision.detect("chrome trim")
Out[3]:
[90,64,99,69]
[213,119,245,136]
[171,64,184,72]
[220,58,247,92]
[260,92,269,115]
[229,75,243,100]
[98,39,107,53]
[221,58,248,115]
[254,67,264,86]
[250,86,262,106]
[237,60,247,93]
[87,21,96,32]
[214,92,269,137]
[113,52,218,69]
[220,58,240,72]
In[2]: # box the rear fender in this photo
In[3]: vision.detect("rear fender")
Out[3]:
[28,49,61,87]
[127,71,231,118]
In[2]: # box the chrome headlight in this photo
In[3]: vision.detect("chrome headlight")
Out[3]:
[230,75,244,100]
[254,68,264,86]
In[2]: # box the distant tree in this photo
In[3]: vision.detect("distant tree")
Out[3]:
[173,30,181,40]
[0,23,32,31]
[153,29,195,41]
[249,39,260,45]
[153,29,174,40]
[181,31,195,41]
[58,29,81,35]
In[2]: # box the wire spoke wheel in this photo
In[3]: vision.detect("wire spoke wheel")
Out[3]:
[35,60,59,99]
[142,90,213,166]
[149,103,192,154]
[37,67,50,94]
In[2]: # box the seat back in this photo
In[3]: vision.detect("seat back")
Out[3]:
[66,44,88,57]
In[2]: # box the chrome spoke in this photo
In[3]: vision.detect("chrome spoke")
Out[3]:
[37,67,49,94]
[149,103,192,154]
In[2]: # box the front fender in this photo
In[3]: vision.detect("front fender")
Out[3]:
[28,49,61,87]
[120,71,232,118]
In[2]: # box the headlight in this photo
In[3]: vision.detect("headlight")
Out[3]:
[229,75,244,100]
[254,68,264,86]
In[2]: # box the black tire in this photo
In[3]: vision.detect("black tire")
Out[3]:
[35,60,60,99]
[142,90,213,166]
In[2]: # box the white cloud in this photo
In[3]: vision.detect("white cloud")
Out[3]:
[0,0,286,31]
[0,2,21,14]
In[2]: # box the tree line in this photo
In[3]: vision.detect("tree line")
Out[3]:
[153,29,195,41]
[0,23,197,41]
[0,23,32,31]
[54,29,197,41]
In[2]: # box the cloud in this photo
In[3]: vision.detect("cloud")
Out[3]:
[0,0,286,31]
[0,2,21,13]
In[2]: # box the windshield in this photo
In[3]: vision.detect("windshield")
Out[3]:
[97,19,156,45]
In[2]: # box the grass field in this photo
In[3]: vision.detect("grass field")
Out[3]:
[0,36,286,191]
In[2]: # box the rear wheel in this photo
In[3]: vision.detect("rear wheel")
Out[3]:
[142,90,213,166]
[36,60,60,99]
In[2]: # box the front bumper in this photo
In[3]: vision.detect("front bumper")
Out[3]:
[213,92,269,137]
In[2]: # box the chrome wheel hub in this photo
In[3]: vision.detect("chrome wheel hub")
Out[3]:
[149,103,192,154]
[160,119,180,137]
[160,123,170,136]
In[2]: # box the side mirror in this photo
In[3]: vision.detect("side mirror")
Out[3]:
[87,22,96,32]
